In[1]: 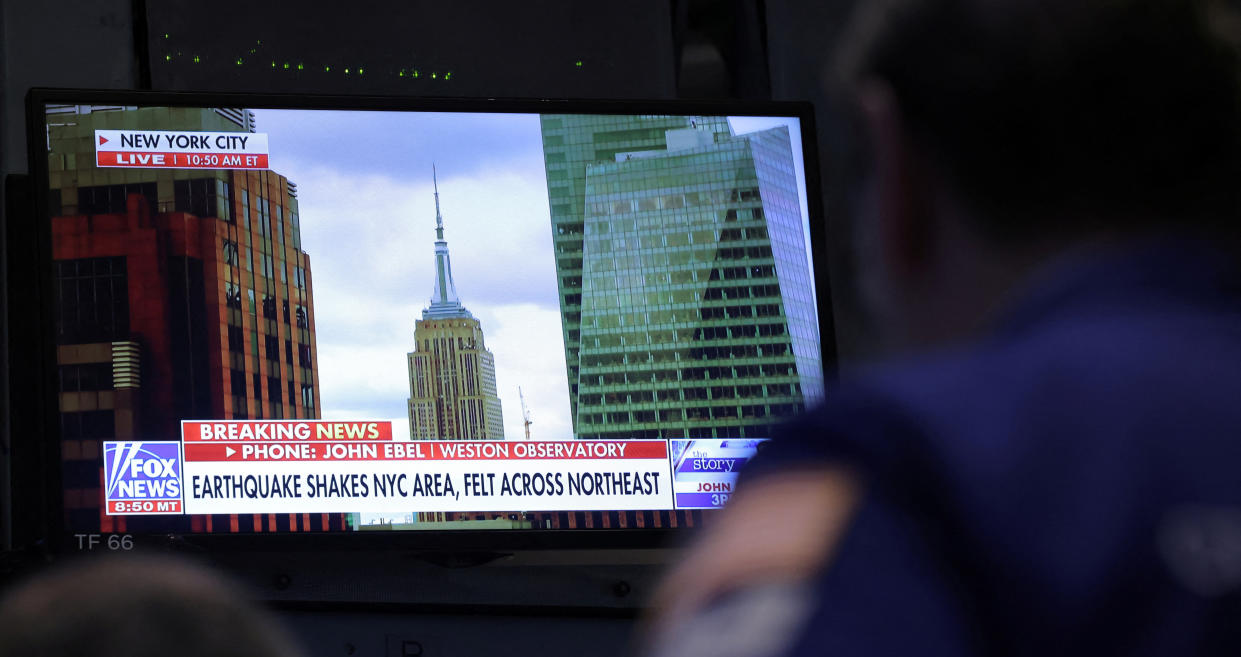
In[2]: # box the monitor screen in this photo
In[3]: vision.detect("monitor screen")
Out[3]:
[27,92,829,543]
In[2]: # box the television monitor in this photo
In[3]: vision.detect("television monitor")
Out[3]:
[16,88,833,553]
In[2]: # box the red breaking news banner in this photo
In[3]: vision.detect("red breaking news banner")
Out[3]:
[182,420,394,442]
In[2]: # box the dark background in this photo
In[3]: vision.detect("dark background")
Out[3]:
[0,2,862,655]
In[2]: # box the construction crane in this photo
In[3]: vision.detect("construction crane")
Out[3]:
[519,387,533,440]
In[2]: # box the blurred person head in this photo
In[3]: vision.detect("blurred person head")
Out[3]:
[0,555,302,657]
[833,0,1241,352]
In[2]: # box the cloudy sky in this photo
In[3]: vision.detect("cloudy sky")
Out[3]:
[252,109,812,441]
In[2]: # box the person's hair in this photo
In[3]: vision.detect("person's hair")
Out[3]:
[0,555,302,657]
[832,0,1241,241]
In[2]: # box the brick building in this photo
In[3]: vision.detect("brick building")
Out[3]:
[46,104,338,533]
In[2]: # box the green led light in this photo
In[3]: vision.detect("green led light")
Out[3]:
[431,72,437,79]
[575,60,583,67]
[271,61,277,68]
[250,48,256,54]
[283,62,289,69]
[358,68,364,75]
[256,39,262,45]
[236,58,243,66]
[399,70,405,77]
[445,71,453,80]
[193,55,201,63]
[163,33,169,39]
[325,65,331,72]
[344,67,350,74]
[297,62,304,71]
[164,54,171,62]
[413,69,420,78]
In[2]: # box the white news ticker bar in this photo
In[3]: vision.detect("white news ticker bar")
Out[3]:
[95,130,269,154]
[181,455,674,515]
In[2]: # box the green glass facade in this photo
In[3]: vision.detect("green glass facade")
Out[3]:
[540,115,823,440]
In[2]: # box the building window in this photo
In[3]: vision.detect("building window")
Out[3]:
[225,281,242,309]
[268,376,284,416]
[220,179,233,223]
[230,369,247,396]
[60,409,115,441]
[59,363,113,392]
[227,325,244,352]
[77,183,156,215]
[301,384,315,413]
[274,205,285,244]
[259,254,275,280]
[222,239,239,266]
[261,294,277,319]
[54,257,129,344]
[173,178,219,218]
[291,210,302,249]
[257,198,271,237]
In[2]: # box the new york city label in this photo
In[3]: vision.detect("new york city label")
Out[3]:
[95,129,269,169]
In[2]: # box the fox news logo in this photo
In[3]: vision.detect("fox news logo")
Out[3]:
[103,442,183,514]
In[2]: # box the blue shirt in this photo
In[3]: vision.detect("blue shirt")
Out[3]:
[747,238,1241,656]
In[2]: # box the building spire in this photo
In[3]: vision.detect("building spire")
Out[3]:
[433,163,444,241]
[424,165,472,320]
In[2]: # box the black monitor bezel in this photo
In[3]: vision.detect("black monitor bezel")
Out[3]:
[21,87,835,555]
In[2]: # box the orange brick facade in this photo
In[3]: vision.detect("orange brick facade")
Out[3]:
[52,169,343,533]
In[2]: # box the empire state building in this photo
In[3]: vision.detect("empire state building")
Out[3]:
[406,169,505,440]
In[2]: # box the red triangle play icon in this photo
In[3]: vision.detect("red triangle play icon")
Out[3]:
[98,135,109,145]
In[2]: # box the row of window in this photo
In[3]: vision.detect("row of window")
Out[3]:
[229,368,315,418]
[571,252,778,281]
[579,402,804,427]
[76,182,157,216]
[59,363,114,392]
[68,178,301,250]
[579,339,791,368]
[226,325,312,368]
[580,207,767,238]
[702,283,782,301]
[698,303,782,320]
[580,321,787,349]
[72,179,236,222]
[579,382,800,407]
[586,186,761,218]
[583,426,773,440]
[224,281,310,328]
[577,304,787,331]
[55,257,129,344]
[581,361,798,388]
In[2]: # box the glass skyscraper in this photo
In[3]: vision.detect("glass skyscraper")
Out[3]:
[540,114,822,440]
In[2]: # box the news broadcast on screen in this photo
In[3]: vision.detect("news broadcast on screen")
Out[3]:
[39,99,825,535]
